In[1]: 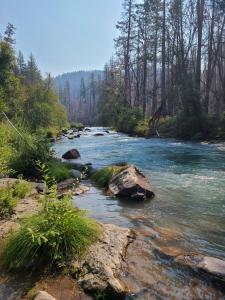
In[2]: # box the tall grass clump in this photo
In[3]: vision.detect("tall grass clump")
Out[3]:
[92,165,127,187]
[0,163,101,271]
[0,180,32,219]
[0,122,51,178]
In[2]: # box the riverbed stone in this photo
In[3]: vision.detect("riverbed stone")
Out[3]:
[108,165,154,200]
[72,223,134,295]
[197,256,225,278]
[62,149,80,159]
[72,185,90,195]
[57,178,76,191]
[69,169,82,178]
[35,291,56,300]
[94,133,104,136]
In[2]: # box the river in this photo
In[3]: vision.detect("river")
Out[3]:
[54,127,225,299]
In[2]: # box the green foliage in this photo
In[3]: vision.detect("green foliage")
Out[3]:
[0,122,51,177]
[70,122,85,131]
[47,161,71,183]
[11,180,32,199]
[1,164,100,271]
[0,24,68,177]
[134,118,149,137]
[92,165,127,187]
[1,198,100,270]
[116,107,143,134]
[0,180,32,219]
[0,187,18,219]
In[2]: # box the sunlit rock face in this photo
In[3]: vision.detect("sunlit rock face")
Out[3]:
[109,165,154,200]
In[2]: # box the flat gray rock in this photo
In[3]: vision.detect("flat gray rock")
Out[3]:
[197,256,225,278]
[72,223,134,295]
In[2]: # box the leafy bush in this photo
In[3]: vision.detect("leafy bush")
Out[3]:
[1,196,100,271]
[92,165,127,187]
[157,117,177,138]
[116,107,143,134]
[134,118,149,137]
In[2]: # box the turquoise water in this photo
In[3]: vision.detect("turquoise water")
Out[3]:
[54,128,225,260]
[54,128,225,298]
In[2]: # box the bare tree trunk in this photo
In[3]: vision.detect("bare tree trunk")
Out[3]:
[196,0,205,97]
[161,0,166,116]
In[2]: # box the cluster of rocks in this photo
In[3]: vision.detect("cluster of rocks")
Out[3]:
[62,127,113,140]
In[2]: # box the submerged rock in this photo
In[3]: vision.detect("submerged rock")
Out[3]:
[155,246,225,286]
[197,256,225,278]
[72,223,134,296]
[109,165,154,200]
[94,133,104,136]
[62,149,80,159]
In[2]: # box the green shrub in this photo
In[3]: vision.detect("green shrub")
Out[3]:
[134,118,149,137]
[47,161,71,183]
[1,196,100,270]
[0,187,18,219]
[12,180,33,198]
[92,165,127,187]
[157,116,177,138]
[116,107,143,134]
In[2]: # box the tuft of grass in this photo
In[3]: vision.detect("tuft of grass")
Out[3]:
[0,180,32,219]
[0,196,101,271]
[0,187,18,219]
[11,180,33,199]
[92,165,127,188]
[47,161,71,183]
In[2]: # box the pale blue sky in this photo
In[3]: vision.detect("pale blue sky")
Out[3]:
[0,0,123,76]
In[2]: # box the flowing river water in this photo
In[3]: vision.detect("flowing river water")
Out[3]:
[54,127,225,299]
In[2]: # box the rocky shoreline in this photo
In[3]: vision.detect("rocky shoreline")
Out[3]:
[1,128,225,300]
[0,174,135,300]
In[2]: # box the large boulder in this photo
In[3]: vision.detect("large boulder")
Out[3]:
[108,165,154,200]
[72,224,134,296]
[62,149,80,159]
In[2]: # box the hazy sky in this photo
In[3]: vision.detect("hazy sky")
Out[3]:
[0,0,123,76]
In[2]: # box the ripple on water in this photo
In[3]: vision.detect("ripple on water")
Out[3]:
[54,128,225,298]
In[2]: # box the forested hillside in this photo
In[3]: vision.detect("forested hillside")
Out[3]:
[0,23,68,177]
[54,70,103,124]
[96,0,225,140]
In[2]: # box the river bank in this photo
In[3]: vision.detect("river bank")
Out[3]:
[0,177,135,300]
[1,127,225,299]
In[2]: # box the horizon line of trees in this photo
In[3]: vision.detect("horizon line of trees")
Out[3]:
[97,0,225,138]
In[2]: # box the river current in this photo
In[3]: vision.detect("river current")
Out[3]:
[54,127,225,299]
